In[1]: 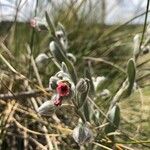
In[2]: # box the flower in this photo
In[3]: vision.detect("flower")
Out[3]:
[56,81,70,97]
[54,96,63,106]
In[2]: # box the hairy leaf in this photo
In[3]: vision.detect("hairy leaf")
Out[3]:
[127,58,136,96]
[105,105,120,134]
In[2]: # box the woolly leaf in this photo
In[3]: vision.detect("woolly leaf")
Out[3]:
[45,11,55,36]
[127,58,136,96]
[49,41,66,63]
[49,41,77,84]
[82,101,91,122]
[105,105,120,134]
[78,79,90,108]
[85,66,95,95]
[61,62,69,74]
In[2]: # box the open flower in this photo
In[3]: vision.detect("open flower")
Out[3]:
[56,81,70,97]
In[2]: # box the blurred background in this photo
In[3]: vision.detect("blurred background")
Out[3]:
[0,0,150,24]
[0,0,150,149]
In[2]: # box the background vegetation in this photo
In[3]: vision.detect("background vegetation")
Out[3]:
[0,0,150,149]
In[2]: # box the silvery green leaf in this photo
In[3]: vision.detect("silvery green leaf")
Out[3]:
[92,76,106,92]
[133,34,140,57]
[57,22,66,36]
[49,41,66,64]
[93,110,100,126]
[45,11,55,36]
[37,100,56,116]
[127,58,136,96]
[85,67,95,95]
[64,59,77,84]
[76,78,88,93]
[49,41,77,84]
[49,76,59,90]
[78,79,90,108]
[82,100,91,122]
[66,53,76,63]
[60,38,68,50]
[56,23,68,50]
[72,124,93,145]
[105,105,120,134]
[61,62,69,74]
[55,71,70,80]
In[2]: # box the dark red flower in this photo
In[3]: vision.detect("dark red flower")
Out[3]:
[56,82,70,97]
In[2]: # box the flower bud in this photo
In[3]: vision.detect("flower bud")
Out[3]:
[55,30,64,39]
[55,30,68,50]
[37,100,57,116]
[142,45,150,54]
[61,62,69,74]
[35,53,49,67]
[76,78,88,93]
[49,76,59,90]
[72,124,93,145]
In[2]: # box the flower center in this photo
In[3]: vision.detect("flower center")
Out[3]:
[56,82,70,97]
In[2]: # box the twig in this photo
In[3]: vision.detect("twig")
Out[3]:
[13,118,60,137]
[0,88,51,100]
[29,137,47,150]
[26,44,43,88]
[116,144,134,150]
[83,56,126,74]
[93,142,113,150]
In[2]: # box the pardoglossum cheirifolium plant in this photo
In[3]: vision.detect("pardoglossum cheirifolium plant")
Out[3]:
[34,12,138,149]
